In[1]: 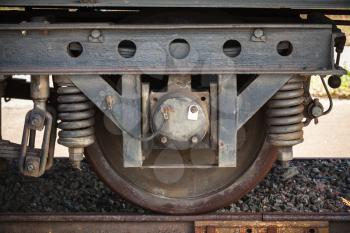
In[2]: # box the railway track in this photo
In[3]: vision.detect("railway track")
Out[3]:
[0,212,349,233]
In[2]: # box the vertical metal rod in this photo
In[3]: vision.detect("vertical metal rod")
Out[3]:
[29,130,36,148]
[122,74,143,167]
[210,82,218,149]
[218,74,237,167]
[31,75,50,110]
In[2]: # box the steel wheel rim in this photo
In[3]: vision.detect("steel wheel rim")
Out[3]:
[85,109,277,214]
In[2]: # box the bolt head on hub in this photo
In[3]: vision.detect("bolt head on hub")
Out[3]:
[160,136,168,144]
[191,136,199,144]
[190,105,198,113]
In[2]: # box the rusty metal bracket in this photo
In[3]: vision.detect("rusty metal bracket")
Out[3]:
[72,74,292,168]
[70,75,143,167]
[18,108,53,177]
[217,74,238,167]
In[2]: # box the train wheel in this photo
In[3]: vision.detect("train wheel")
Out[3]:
[85,109,277,214]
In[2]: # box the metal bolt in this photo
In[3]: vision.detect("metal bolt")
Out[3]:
[254,28,264,38]
[160,136,168,144]
[191,136,199,144]
[310,99,324,118]
[90,29,101,39]
[190,105,198,113]
[105,95,114,110]
[311,106,323,118]
[30,114,42,127]
[31,118,40,127]
[26,163,35,172]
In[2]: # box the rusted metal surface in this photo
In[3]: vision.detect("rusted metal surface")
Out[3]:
[195,220,329,233]
[85,134,276,214]
[263,213,350,222]
[72,74,288,169]
[69,71,274,213]
[0,213,348,233]
[0,213,262,222]
[18,76,55,177]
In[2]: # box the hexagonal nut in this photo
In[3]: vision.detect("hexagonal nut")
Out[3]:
[68,148,84,162]
[24,156,40,177]
[277,147,293,162]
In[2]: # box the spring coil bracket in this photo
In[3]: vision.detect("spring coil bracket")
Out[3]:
[266,76,307,147]
[55,76,95,168]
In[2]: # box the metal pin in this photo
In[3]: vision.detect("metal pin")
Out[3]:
[105,95,113,110]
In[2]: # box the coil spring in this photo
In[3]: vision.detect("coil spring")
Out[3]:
[266,76,307,147]
[57,83,95,148]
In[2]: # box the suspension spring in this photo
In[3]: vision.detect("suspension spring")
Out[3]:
[266,76,307,147]
[56,80,95,149]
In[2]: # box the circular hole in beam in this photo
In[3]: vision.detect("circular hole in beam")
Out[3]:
[169,39,190,59]
[223,40,241,58]
[277,40,293,56]
[67,42,83,58]
[118,40,137,58]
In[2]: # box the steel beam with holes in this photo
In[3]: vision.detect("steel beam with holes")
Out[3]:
[71,74,291,167]
[0,23,345,76]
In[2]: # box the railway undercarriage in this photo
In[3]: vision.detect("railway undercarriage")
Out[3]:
[0,3,349,214]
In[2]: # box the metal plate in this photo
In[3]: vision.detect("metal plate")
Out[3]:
[195,221,329,233]
[218,74,238,167]
[0,24,341,75]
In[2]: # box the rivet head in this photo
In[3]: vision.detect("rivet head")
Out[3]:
[90,29,101,38]
[191,136,199,144]
[254,28,264,38]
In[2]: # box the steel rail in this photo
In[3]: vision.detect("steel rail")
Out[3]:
[0,212,349,222]
[0,212,349,233]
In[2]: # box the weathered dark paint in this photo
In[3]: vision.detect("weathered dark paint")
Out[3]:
[1,0,350,9]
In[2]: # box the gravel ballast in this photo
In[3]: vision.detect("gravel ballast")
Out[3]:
[0,159,349,213]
